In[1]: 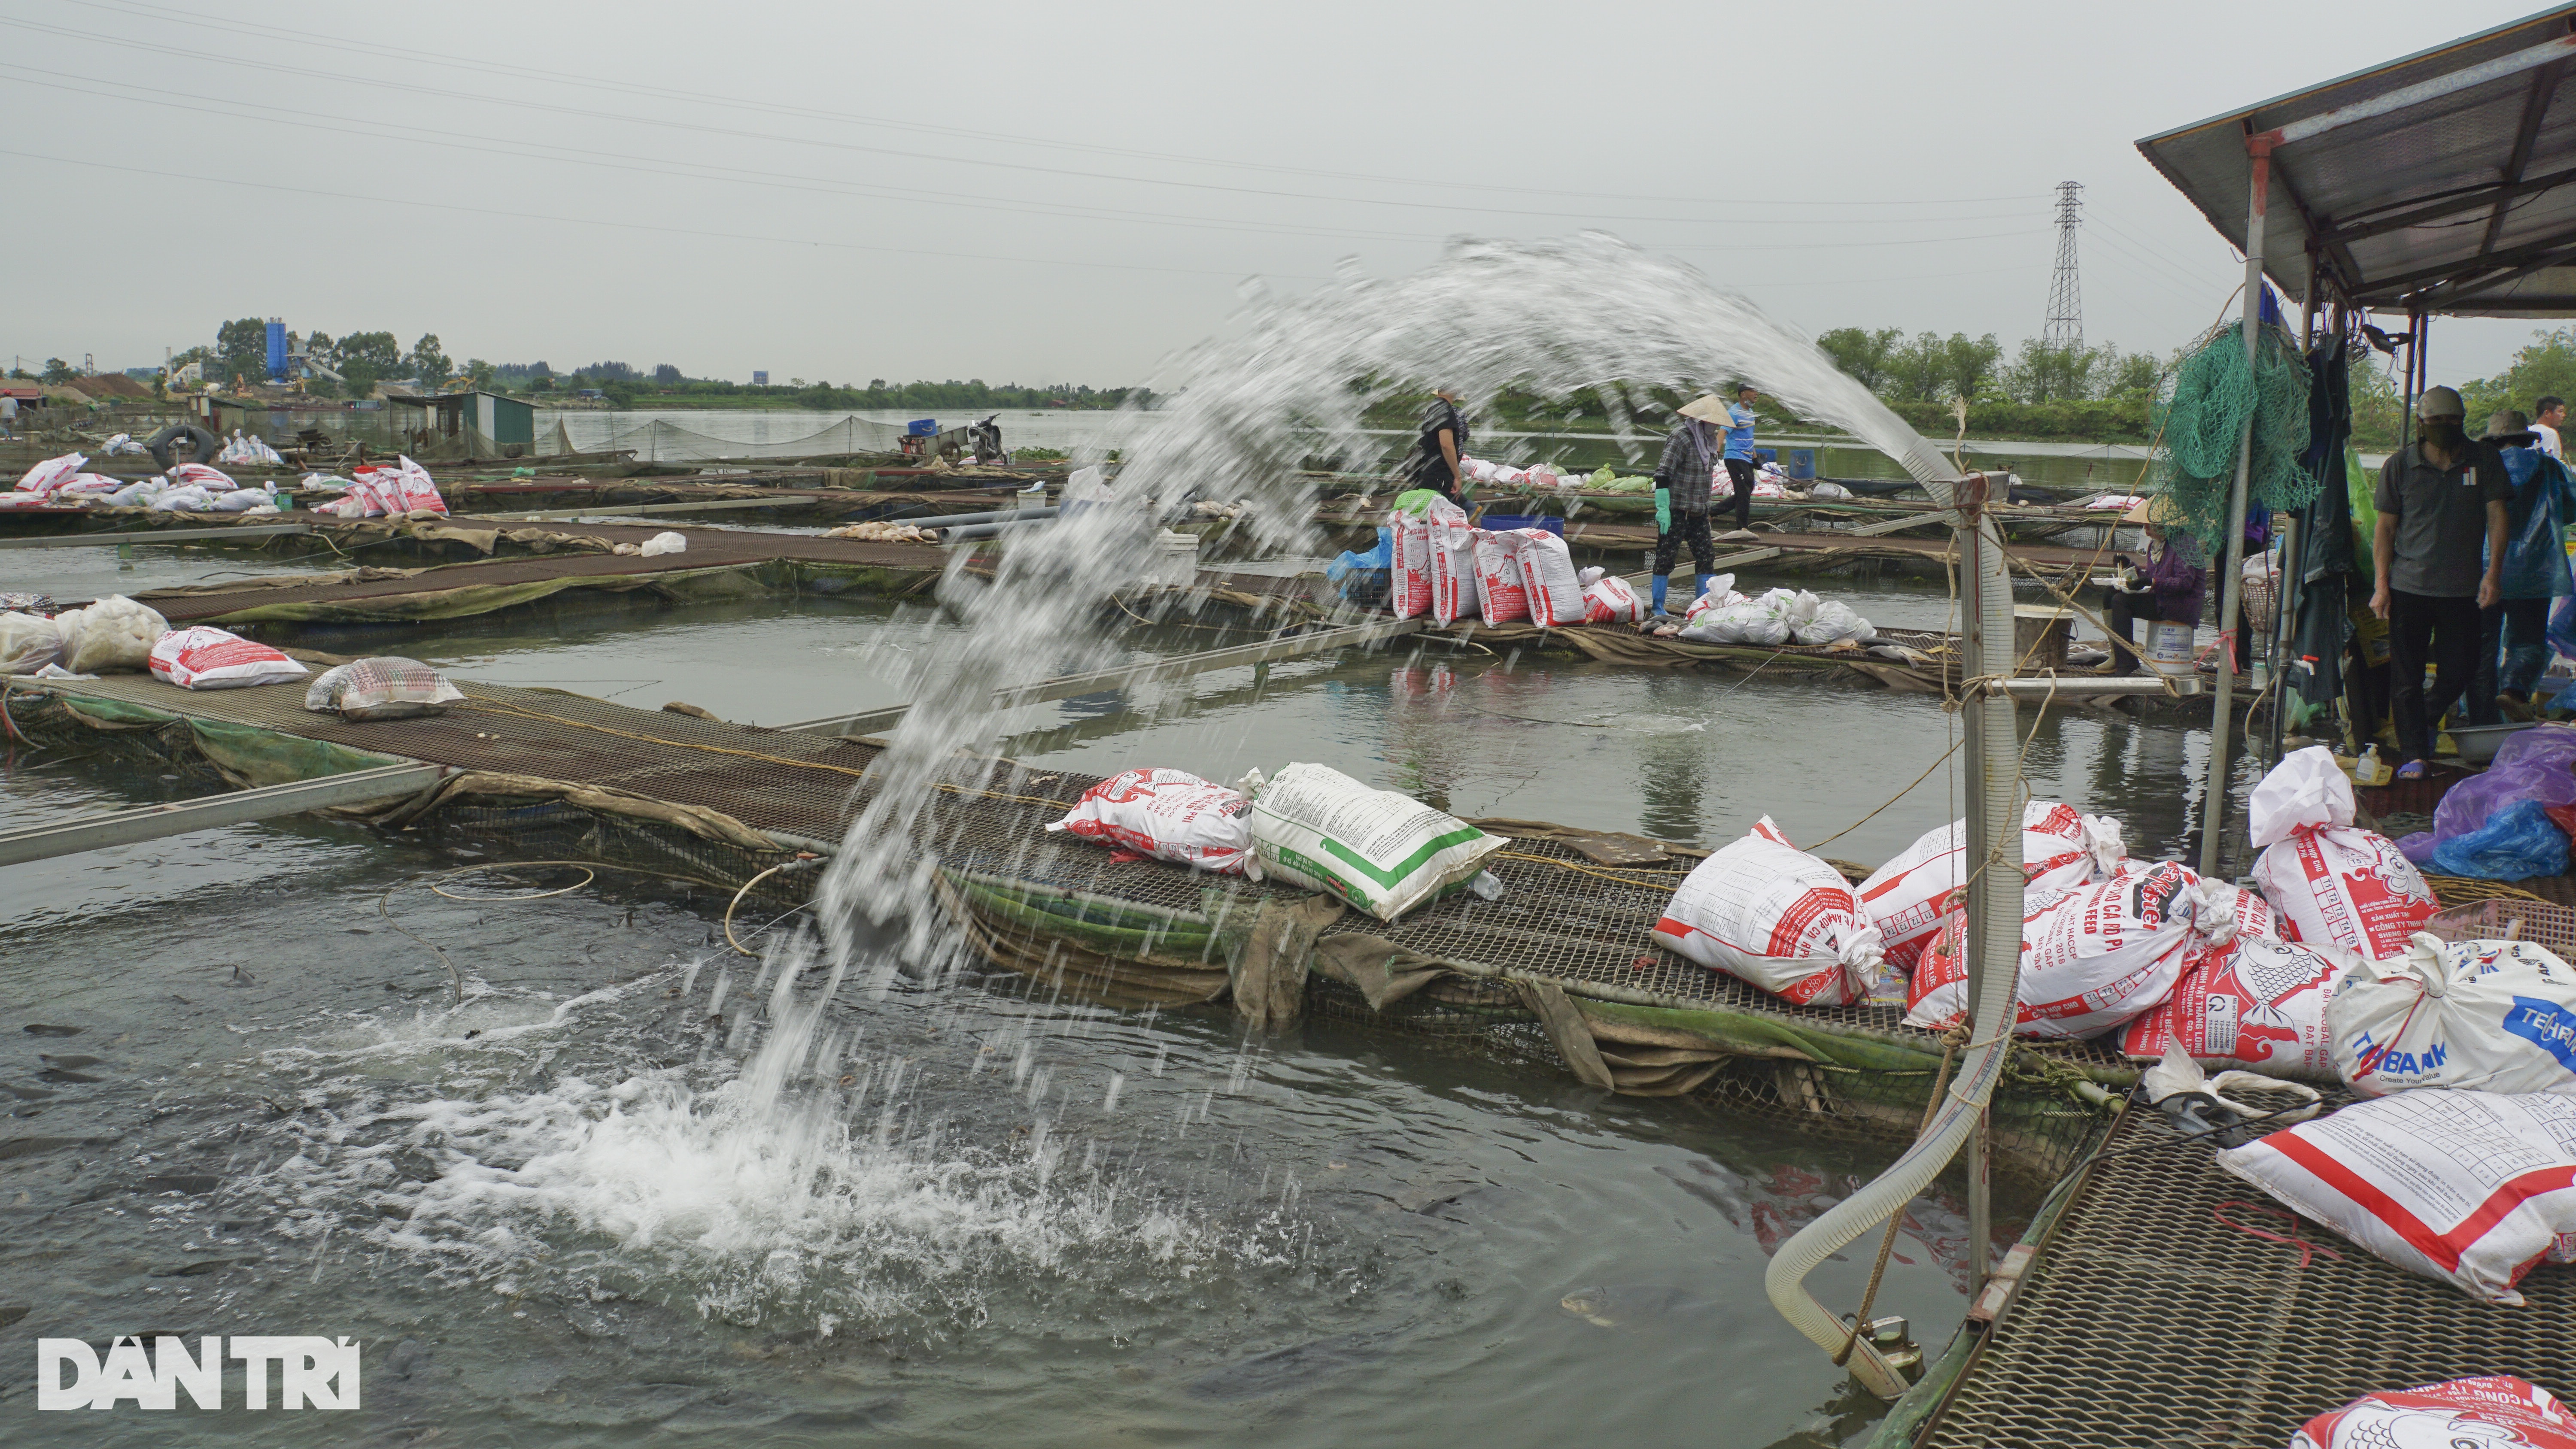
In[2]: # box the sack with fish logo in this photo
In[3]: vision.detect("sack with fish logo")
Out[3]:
[2327,933,2576,1097]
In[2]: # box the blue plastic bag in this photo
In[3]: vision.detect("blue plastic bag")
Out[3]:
[2428,798,2572,881]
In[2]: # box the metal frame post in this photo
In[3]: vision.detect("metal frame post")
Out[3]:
[1957,471,1997,1296]
[2199,136,2271,878]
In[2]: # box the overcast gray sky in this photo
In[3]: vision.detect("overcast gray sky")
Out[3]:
[0,0,2557,388]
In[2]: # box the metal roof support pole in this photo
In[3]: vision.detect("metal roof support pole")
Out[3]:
[2200,138,2271,879]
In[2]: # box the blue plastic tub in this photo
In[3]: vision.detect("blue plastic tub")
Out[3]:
[906,418,939,436]
[1786,448,1817,480]
[1477,514,1564,536]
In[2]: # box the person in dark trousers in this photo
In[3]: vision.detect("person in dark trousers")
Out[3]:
[2471,409,2576,722]
[1721,383,1760,532]
[1406,387,1471,503]
[1646,394,1729,620]
[2372,385,2512,778]
[2101,496,2207,674]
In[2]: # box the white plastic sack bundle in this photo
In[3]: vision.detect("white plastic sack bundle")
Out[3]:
[208,484,278,513]
[2290,1377,2576,1449]
[2328,932,2576,1097]
[302,656,463,721]
[1679,597,1789,646]
[639,531,687,558]
[15,453,86,496]
[105,477,166,508]
[52,595,167,674]
[1044,767,1253,873]
[1246,762,1504,921]
[1653,816,1886,1006]
[149,626,308,690]
[1423,497,1479,627]
[388,455,447,515]
[1582,573,1645,624]
[0,611,63,675]
[1858,800,2126,970]
[2221,1089,2576,1303]
[148,484,213,512]
[1470,530,1528,624]
[2250,746,2436,961]
[1907,860,2242,1038]
[55,474,122,500]
[102,433,147,457]
[2118,932,2345,1077]
[1681,574,1743,619]
[1501,528,1584,627]
[1809,481,1853,500]
[1792,599,1876,647]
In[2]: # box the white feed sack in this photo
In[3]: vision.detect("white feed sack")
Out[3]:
[304,656,465,721]
[2118,932,2346,1078]
[1653,816,1886,1005]
[1045,768,1254,874]
[1470,531,1530,624]
[1500,528,1585,627]
[2249,747,2436,962]
[1424,499,1479,627]
[1856,800,2126,970]
[1246,762,1504,921]
[2328,933,2576,1097]
[639,531,688,557]
[2221,1088,2576,1304]
[52,596,168,674]
[1906,860,2246,1039]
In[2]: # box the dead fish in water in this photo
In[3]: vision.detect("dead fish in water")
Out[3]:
[21,1025,83,1038]
[1558,1284,1720,1330]
[1189,1331,1393,1400]
[137,1175,221,1196]
[1,1084,54,1101]
[38,1055,100,1071]
[0,1307,27,1329]
[36,1069,101,1085]
[221,966,256,988]
[149,1261,230,1277]
[0,1137,88,1161]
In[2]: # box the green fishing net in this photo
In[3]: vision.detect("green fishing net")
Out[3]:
[2150,320,2316,545]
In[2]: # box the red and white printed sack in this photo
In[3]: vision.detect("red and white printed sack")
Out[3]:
[1503,528,1585,628]
[2221,1088,2576,1303]
[1425,498,1479,627]
[147,626,309,691]
[2118,932,2345,1077]
[2290,1376,2576,1449]
[2248,746,2435,960]
[1388,512,1433,620]
[1581,572,1645,624]
[1857,800,2125,972]
[1906,860,2243,1039]
[1470,530,1530,624]
[1653,816,1886,1006]
[1043,768,1252,873]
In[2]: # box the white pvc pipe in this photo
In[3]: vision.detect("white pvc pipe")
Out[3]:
[1764,477,2026,1398]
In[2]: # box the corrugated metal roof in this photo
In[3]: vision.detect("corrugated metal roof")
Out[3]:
[2138,7,2576,316]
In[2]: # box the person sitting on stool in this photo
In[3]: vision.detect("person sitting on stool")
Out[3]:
[2102,496,2206,675]
[2371,384,2510,779]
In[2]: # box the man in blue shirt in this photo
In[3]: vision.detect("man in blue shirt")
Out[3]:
[1721,384,1759,531]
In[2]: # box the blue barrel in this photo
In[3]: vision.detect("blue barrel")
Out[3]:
[1755,446,1778,466]
[1786,448,1817,481]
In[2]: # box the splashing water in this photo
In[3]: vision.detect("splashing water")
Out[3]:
[263,233,1970,1339]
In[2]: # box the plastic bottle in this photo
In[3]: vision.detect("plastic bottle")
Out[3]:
[2355,744,2393,787]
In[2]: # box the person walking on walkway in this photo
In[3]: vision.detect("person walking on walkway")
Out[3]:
[1647,394,1729,619]
[2472,409,2576,722]
[2102,496,2206,675]
[1721,383,1760,532]
[1406,386,1471,504]
[2372,385,2512,777]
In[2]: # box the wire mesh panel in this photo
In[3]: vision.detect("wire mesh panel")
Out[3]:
[1919,1102,2576,1449]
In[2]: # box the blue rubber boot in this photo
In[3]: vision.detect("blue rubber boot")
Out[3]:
[1695,572,1715,603]
[1650,573,1670,614]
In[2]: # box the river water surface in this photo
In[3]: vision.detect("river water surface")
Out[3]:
[0,563,2231,1446]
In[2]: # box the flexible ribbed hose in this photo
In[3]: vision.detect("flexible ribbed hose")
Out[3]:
[1763,476,2026,1395]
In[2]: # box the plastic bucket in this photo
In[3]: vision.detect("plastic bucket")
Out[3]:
[1755,447,1778,466]
[1786,448,1816,481]
[2144,620,2197,676]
